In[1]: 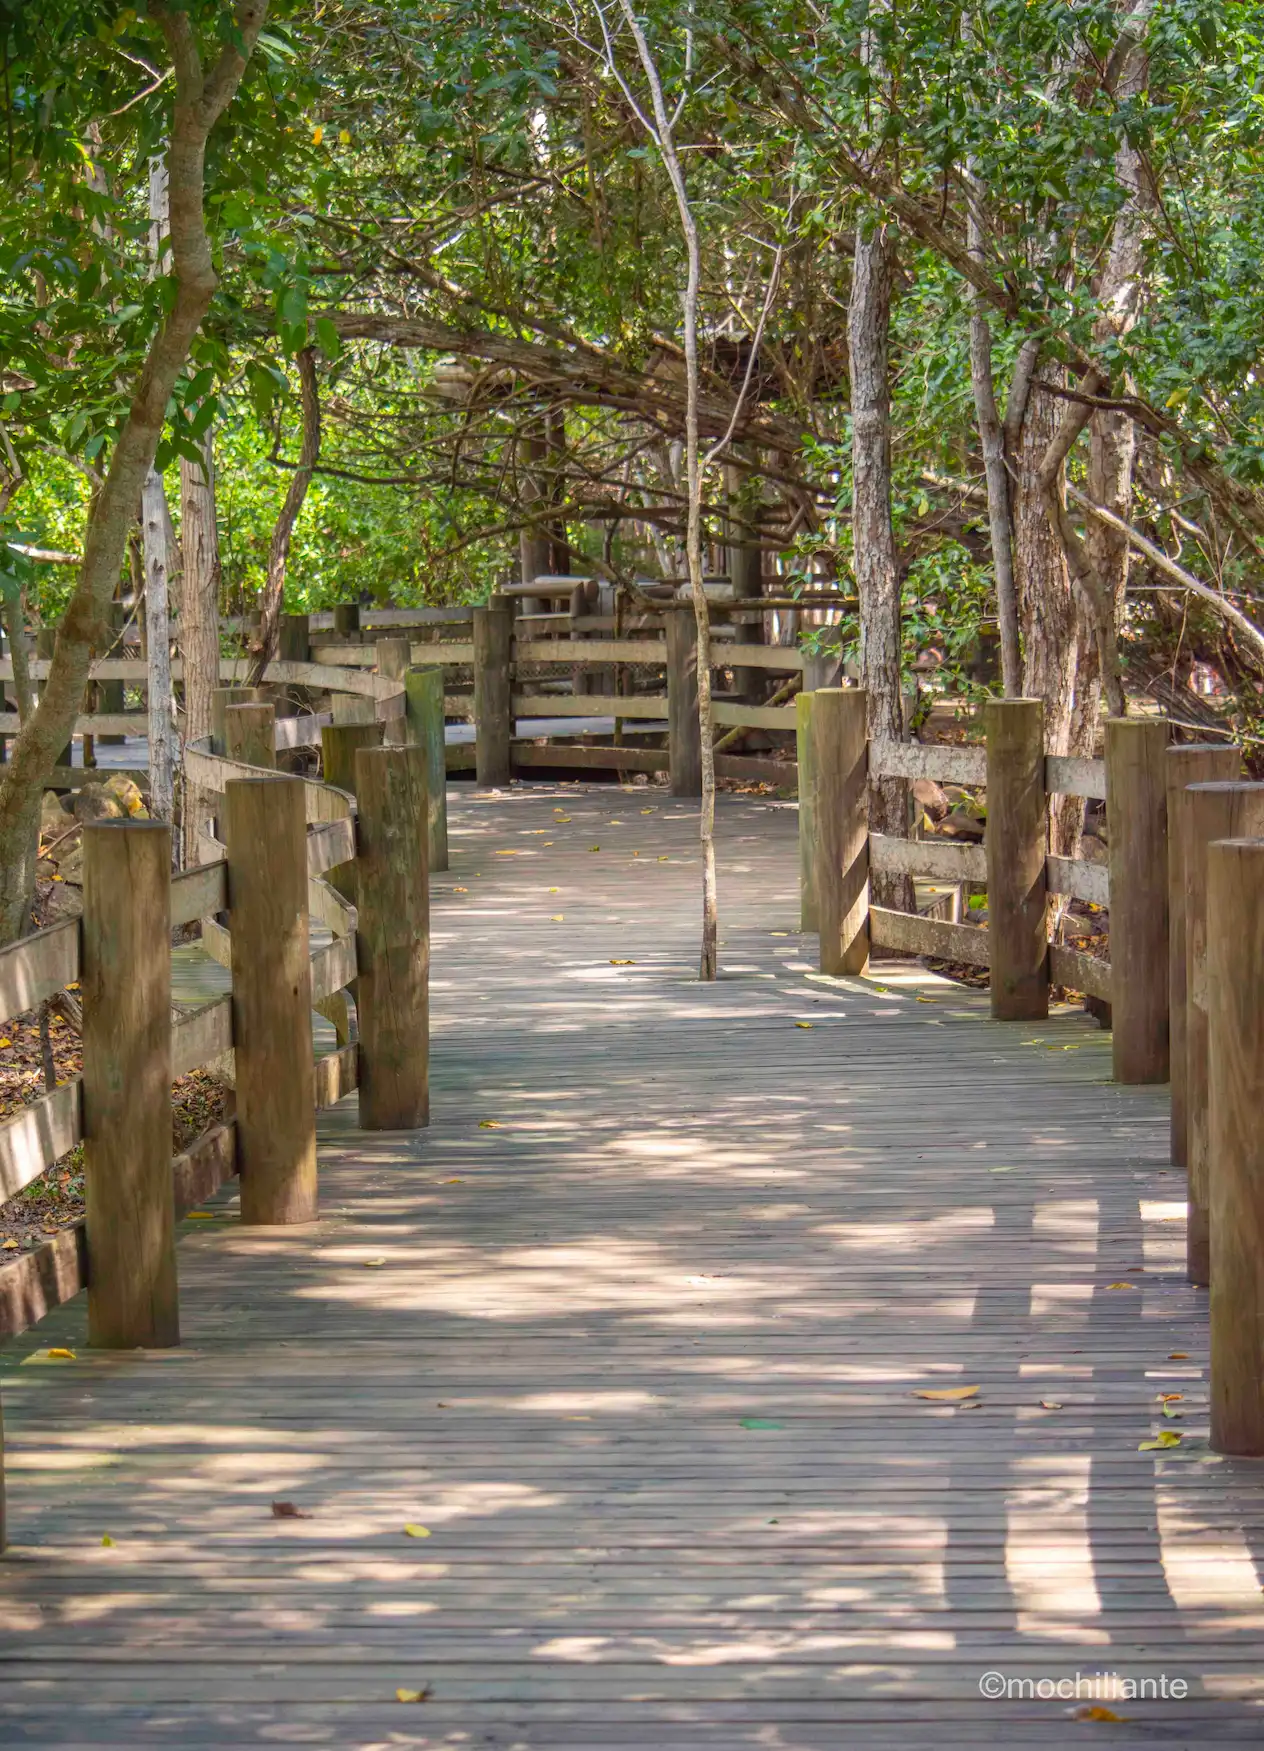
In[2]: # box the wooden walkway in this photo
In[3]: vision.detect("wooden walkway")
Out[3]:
[2,786,1263,1746]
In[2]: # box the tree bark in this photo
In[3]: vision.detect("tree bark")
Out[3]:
[849,218,913,910]
[180,428,220,866]
[249,345,319,684]
[0,1,269,944]
[142,468,177,837]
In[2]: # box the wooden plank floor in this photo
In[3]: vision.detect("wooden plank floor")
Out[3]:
[3,784,1264,1746]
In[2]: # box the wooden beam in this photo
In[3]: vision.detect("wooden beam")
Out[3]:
[1106,717,1172,1083]
[985,698,1048,1021]
[473,595,513,786]
[812,689,869,976]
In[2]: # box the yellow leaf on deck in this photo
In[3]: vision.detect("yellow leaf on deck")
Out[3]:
[1169,1352,1189,1360]
[641,808,654,814]
[794,1021,813,1029]
[363,1258,387,1268]
[479,1120,502,1129]
[403,1524,431,1538]
[453,886,468,893]
[1074,1705,1127,1722]
[1040,1400,1064,1410]
[495,850,520,855]
[1139,1430,1182,1450]
[2,1238,17,1250]
[1158,1392,1184,1402]
[395,1686,431,1702]
[588,845,600,852]
[551,915,564,922]
[1107,1282,1137,1290]
[188,1212,214,1220]
[47,1348,77,1360]
[610,959,635,966]
[443,1178,463,1184]
[100,1534,114,1547]
[914,1385,980,1401]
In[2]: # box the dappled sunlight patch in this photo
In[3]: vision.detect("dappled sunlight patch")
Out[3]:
[816,1207,996,1250]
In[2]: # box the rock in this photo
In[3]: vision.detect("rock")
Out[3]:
[912,778,950,823]
[102,774,148,817]
[51,840,84,883]
[72,783,125,823]
[40,791,72,838]
[42,880,83,922]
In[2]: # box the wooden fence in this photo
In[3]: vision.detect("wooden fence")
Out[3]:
[0,705,431,1547]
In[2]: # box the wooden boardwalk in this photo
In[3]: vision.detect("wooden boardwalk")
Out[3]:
[2,785,1263,1746]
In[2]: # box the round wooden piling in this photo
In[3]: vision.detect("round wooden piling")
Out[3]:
[322,720,383,797]
[223,701,276,771]
[984,698,1048,1022]
[473,594,513,786]
[665,608,702,798]
[1166,743,1239,1166]
[811,687,869,976]
[1208,837,1264,1454]
[405,666,449,871]
[1183,780,1264,1284]
[1105,717,1171,1082]
[797,690,818,933]
[82,820,179,1349]
[354,745,430,1129]
[225,776,317,1224]
[376,638,411,747]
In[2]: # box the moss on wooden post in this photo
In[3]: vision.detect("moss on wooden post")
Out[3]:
[473,594,512,786]
[225,775,317,1224]
[405,666,449,871]
[322,721,383,797]
[812,687,869,976]
[354,745,430,1130]
[82,819,179,1348]
[1208,837,1264,1455]
[985,699,1048,1022]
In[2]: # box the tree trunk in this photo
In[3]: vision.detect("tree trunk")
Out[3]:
[0,1,269,944]
[250,345,319,684]
[180,428,220,866]
[849,219,913,910]
[142,469,177,838]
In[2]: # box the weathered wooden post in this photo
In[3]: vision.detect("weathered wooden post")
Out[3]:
[223,700,276,771]
[279,613,310,662]
[665,607,702,798]
[985,698,1048,1022]
[211,685,258,754]
[405,665,449,871]
[355,745,430,1129]
[797,690,818,932]
[333,602,361,639]
[473,592,512,785]
[1167,743,1239,1166]
[225,775,318,1223]
[375,636,411,747]
[1182,779,1264,1284]
[812,687,869,976]
[1208,836,1264,1454]
[322,720,383,796]
[82,819,179,1348]
[1105,717,1170,1083]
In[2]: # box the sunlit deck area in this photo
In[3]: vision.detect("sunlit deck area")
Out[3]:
[2,786,1262,1745]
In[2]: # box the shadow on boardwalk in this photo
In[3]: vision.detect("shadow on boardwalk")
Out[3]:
[2,787,1262,1746]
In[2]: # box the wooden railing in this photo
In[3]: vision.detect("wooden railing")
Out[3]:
[0,703,431,1548]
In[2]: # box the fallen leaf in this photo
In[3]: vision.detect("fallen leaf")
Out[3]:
[2,1238,17,1250]
[548,887,559,893]
[363,1258,387,1268]
[187,1212,215,1220]
[1169,1352,1189,1360]
[0,1038,10,1048]
[1073,1705,1128,1722]
[1162,1401,1184,1419]
[739,1418,784,1430]
[640,808,654,814]
[588,845,600,852]
[495,850,520,856]
[271,1501,312,1518]
[551,914,564,922]
[915,995,938,1003]
[770,931,789,937]
[443,1178,463,1184]
[657,855,669,862]
[395,1686,432,1703]
[794,1021,813,1029]
[46,1347,77,1360]
[1158,1392,1184,1402]
[403,1524,431,1538]
[100,1534,114,1547]
[479,1120,502,1129]
[610,959,635,966]
[914,1385,980,1401]
[453,886,468,893]
[1139,1431,1182,1450]
[1106,1282,1137,1290]
[1040,1400,1064,1410]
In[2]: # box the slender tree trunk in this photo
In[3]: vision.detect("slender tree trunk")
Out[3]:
[249,345,319,684]
[965,174,1022,695]
[180,428,220,866]
[0,1,269,943]
[849,218,913,910]
[142,469,177,837]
